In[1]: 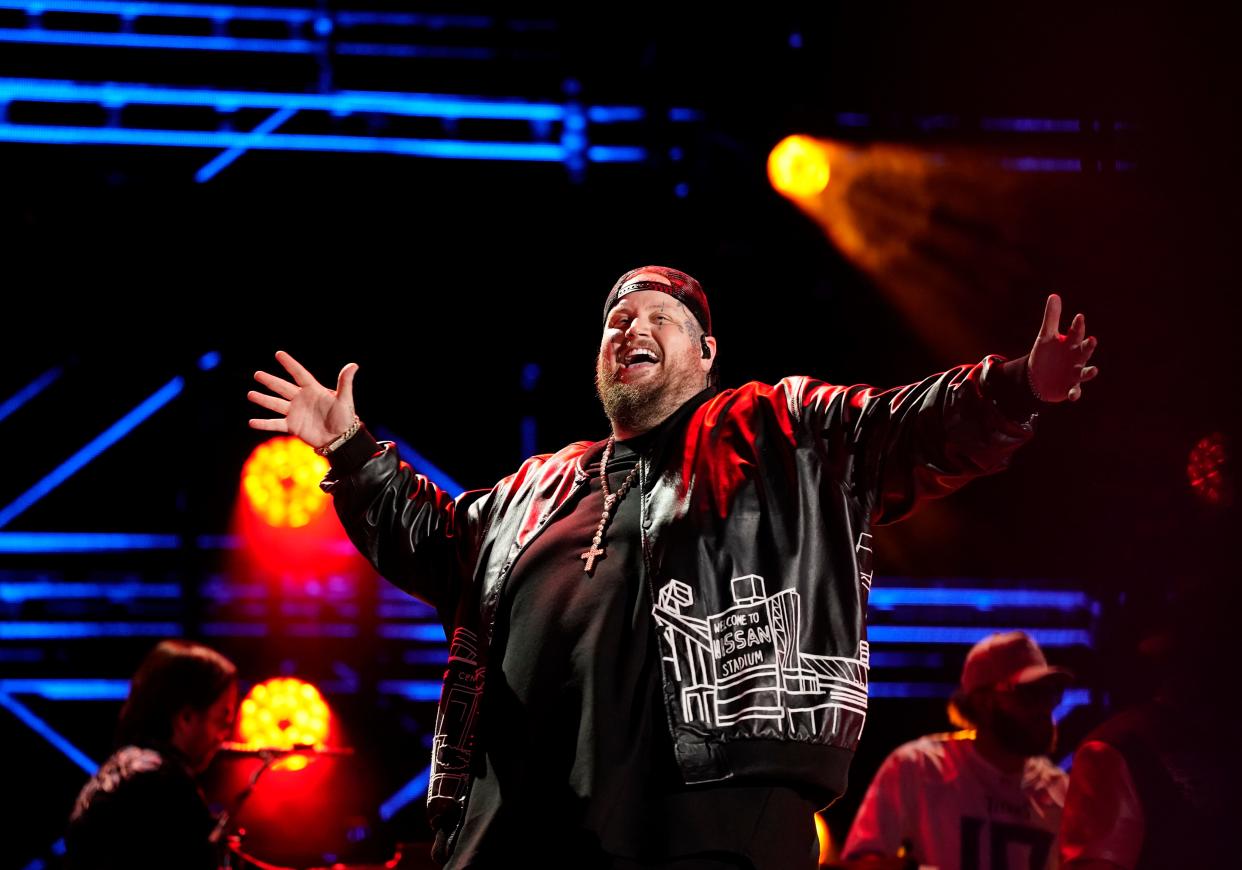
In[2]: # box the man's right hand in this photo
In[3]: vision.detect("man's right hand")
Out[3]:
[247,350,360,451]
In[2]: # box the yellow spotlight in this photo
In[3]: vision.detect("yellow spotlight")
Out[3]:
[242,436,330,528]
[768,135,831,198]
[237,677,331,772]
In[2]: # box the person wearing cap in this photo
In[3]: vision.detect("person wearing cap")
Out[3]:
[249,267,1098,869]
[842,631,1072,870]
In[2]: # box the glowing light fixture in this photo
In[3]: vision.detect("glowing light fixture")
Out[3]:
[242,437,330,528]
[767,134,831,198]
[237,677,330,771]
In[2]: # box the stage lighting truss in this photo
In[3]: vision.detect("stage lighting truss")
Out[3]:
[0,1,703,181]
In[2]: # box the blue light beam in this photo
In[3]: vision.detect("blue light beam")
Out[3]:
[0,691,98,775]
[0,377,184,528]
[0,366,62,424]
[379,765,432,821]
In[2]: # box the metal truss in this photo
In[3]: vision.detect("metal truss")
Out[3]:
[0,1,527,57]
[0,2,702,180]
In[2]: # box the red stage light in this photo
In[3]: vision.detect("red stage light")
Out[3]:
[242,437,330,528]
[1188,432,1231,506]
[237,677,331,771]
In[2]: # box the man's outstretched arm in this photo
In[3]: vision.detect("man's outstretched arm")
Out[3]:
[791,293,1099,524]
[247,351,481,614]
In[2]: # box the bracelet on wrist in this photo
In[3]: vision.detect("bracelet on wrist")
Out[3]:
[1025,360,1045,403]
[316,415,361,456]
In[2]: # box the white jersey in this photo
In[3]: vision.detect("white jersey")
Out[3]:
[843,733,1067,870]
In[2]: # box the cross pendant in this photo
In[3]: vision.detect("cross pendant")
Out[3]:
[580,546,605,573]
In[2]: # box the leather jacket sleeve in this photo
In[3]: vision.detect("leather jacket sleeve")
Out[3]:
[786,354,1040,525]
[318,425,495,617]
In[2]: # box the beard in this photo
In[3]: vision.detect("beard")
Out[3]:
[986,705,1056,757]
[595,346,704,435]
[595,360,662,433]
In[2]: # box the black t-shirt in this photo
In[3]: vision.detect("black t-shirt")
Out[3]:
[449,412,820,869]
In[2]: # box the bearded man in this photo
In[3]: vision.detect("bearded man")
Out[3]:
[842,631,1073,870]
[248,265,1098,870]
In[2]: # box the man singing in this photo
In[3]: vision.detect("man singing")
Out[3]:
[248,265,1098,869]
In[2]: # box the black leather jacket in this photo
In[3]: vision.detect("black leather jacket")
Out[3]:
[321,354,1039,862]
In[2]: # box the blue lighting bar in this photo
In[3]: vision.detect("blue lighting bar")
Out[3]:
[379,764,432,821]
[0,123,577,161]
[0,580,180,601]
[867,682,957,699]
[0,1,497,28]
[0,29,500,58]
[285,623,359,638]
[981,118,1082,133]
[334,43,492,61]
[0,79,570,122]
[1,1,319,24]
[335,12,491,29]
[867,650,947,669]
[868,587,1090,612]
[0,621,182,639]
[1001,157,1083,173]
[0,376,183,528]
[588,106,645,123]
[379,603,434,619]
[0,532,182,552]
[0,679,129,700]
[0,691,98,775]
[0,366,62,424]
[0,2,509,57]
[201,621,268,637]
[587,145,648,162]
[0,27,314,53]
[0,79,681,167]
[377,680,443,701]
[377,624,446,642]
[867,626,1091,647]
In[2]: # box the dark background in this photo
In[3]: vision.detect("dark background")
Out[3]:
[2,2,1237,867]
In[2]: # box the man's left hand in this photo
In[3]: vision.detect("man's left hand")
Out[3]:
[1028,294,1099,403]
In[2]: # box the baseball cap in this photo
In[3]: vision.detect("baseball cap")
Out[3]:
[960,631,1072,693]
[603,265,712,335]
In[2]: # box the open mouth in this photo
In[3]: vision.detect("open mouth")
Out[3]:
[620,347,660,373]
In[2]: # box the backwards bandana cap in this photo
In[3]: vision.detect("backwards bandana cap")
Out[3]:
[603,266,712,335]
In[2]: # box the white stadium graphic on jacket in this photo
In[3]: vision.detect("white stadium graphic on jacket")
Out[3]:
[651,531,873,735]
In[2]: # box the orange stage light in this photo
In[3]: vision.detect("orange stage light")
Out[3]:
[242,437,330,528]
[768,135,831,198]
